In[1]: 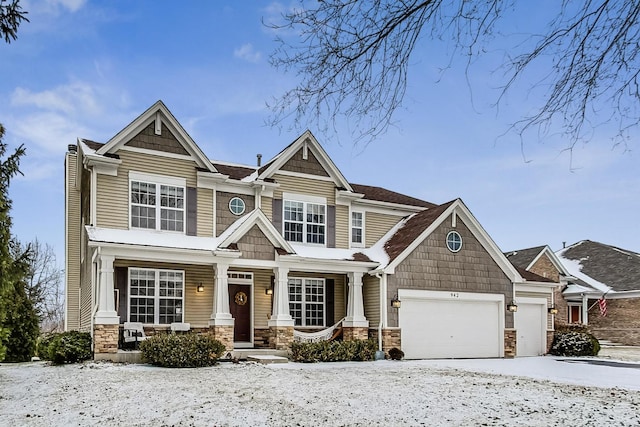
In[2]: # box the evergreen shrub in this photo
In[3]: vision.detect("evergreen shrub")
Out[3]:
[549,330,600,357]
[290,338,377,362]
[38,331,92,364]
[388,347,404,360]
[139,333,226,368]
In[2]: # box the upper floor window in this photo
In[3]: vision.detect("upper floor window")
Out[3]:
[130,172,185,232]
[283,195,326,245]
[351,211,364,247]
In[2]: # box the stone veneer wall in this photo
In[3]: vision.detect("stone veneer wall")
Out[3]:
[529,254,561,282]
[94,324,119,354]
[368,328,401,354]
[504,329,516,358]
[546,331,554,353]
[210,326,234,351]
[254,328,271,348]
[270,326,294,350]
[343,327,369,341]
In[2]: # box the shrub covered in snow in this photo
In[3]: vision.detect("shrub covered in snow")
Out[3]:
[549,330,600,357]
[140,333,226,368]
[38,331,92,364]
[290,339,377,362]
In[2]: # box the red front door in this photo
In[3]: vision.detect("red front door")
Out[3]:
[229,284,251,343]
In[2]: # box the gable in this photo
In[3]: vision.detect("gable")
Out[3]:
[529,253,561,282]
[235,225,276,260]
[124,122,189,156]
[281,146,330,177]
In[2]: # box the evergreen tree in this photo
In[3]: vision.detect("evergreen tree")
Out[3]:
[0,123,29,361]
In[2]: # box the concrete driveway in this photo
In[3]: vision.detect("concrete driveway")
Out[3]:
[598,345,640,362]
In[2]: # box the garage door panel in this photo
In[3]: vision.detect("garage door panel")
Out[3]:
[399,293,503,359]
[514,301,546,357]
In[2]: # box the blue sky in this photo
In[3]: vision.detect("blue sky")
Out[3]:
[1,0,638,272]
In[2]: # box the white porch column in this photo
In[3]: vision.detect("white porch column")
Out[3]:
[94,254,119,325]
[209,263,234,326]
[268,266,294,326]
[582,293,589,325]
[344,271,369,327]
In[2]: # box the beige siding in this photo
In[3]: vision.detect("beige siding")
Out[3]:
[272,173,336,204]
[79,258,92,332]
[197,188,213,237]
[335,205,349,249]
[96,150,199,229]
[365,212,402,247]
[65,153,81,330]
[114,260,214,328]
[363,274,380,326]
[261,196,272,221]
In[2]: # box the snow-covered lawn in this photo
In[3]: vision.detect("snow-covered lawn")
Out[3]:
[1,356,639,426]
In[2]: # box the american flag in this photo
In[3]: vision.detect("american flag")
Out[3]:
[598,298,607,317]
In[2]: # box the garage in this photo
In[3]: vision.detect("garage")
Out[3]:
[514,298,547,356]
[398,289,505,359]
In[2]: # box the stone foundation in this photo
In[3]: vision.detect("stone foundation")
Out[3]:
[209,325,234,351]
[546,330,555,354]
[369,328,401,355]
[504,329,516,358]
[343,327,369,341]
[94,324,119,354]
[270,326,294,350]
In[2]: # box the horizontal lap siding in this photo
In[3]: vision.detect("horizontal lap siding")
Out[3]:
[261,196,272,220]
[96,151,199,229]
[363,274,380,326]
[335,205,349,249]
[272,174,336,204]
[79,259,92,332]
[113,260,213,328]
[365,212,402,247]
[65,154,81,330]
[197,188,213,237]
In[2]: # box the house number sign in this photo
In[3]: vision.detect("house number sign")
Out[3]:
[234,291,248,306]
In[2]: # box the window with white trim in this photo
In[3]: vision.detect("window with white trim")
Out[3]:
[130,175,185,232]
[128,268,184,324]
[288,277,325,326]
[351,211,364,246]
[283,200,326,245]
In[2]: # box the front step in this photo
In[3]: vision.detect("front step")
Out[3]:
[229,348,288,361]
[246,355,289,364]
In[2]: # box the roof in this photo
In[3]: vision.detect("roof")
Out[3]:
[556,240,640,293]
[350,183,436,208]
[504,246,546,269]
[383,200,455,264]
[514,266,554,283]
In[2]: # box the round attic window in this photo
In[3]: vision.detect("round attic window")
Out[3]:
[229,197,246,215]
[446,231,462,253]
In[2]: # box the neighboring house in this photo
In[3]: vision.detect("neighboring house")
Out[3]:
[504,245,565,355]
[65,101,552,361]
[555,240,640,345]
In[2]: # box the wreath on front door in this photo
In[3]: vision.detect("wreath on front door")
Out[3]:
[234,291,248,306]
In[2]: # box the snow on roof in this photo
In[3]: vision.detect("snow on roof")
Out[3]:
[562,283,597,295]
[557,255,611,294]
[86,226,222,251]
[287,243,381,264]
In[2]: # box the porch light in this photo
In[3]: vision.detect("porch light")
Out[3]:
[507,301,518,312]
[265,286,274,296]
[197,282,205,293]
[548,305,558,315]
[391,296,401,309]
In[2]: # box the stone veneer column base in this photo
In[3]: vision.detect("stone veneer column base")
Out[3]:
[343,327,369,341]
[270,326,294,350]
[504,329,516,358]
[94,324,119,355]
[368,328,402,354]
[210,325,234,351]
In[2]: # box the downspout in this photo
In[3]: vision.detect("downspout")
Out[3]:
[375,272,387,353]
[90,247,100,345]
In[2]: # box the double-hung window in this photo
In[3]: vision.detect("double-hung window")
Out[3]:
[128,268,184,324]
[288,277,325,326]
[130,172,185,232]
[351,211,364,247]
[283,194,326,245]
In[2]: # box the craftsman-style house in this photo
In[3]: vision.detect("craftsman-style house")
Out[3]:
[65,101,555,360]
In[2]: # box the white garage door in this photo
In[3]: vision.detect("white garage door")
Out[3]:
[398,289,504,359]
[514,298,547,357]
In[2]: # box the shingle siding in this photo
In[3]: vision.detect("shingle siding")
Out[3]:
[387,215,514,328]
[216,191,254,236]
